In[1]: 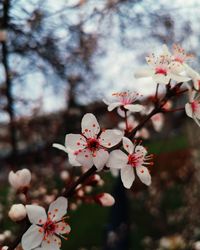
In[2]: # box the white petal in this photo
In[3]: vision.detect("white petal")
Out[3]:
[21,225,44,250]
[48,197,68,222]
[122,137,134,154]
[117,107,131,118]
[135,145,147,156]
[65,134,86,151]
[52,143,68,154]
[81,113,100,138]
[41,235,60,250]
[26,205,47,225]
[185,103,193,118]
[169,73,190,83]
[106,150,128,169]
[55,221,71,235]
[134,68,153,78]
[76,149,93,168]
[8,171,20,189]
[153,74,170,84]
[120,165,135,189]
[68,152,81,166]
[193,115,200,127]
[93,149,109,170]
[99,129,123,148]
[107,102,121,111]
[136,166,151,186]
[18,169,31,187]
[124,104,144,113]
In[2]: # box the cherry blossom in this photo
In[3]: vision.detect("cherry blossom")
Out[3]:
[185,90,200,127]
[8,169,31,191]
[103,91,144,113]
[107,137,153,188]
[60,113,123,170]
[22,197,70,250]
[135,45,190,84]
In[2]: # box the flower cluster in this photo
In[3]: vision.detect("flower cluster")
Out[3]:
[4,43,200,250]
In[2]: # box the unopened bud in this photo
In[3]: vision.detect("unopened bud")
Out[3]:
[1,246,8,250]
[8,204,27,222]
[95,193,115,207]
[8,169,31,191]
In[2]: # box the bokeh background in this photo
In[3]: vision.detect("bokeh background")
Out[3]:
[0,0,200,249]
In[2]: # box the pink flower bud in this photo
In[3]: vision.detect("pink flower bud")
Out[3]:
[95,193,115,207]
[8,204,27,222]
[8,169,31,191]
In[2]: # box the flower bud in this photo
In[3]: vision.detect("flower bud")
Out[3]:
[1,246,8,250]
[95,193,115,207]
[60,170,70,181]
[8,169,31,191]
[8,204,27,222]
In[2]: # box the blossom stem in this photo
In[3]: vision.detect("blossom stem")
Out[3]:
[62,165,97,198]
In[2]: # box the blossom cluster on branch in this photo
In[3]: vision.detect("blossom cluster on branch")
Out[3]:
[1,44,200,250]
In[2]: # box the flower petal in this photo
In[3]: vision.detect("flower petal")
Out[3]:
[65,134,86,151]
[124,104,144,113]
[26,205,47,225]
[21,225,44,250]
[122,137,134,154]
[76,149,93,169]
[48,197,68,222]
[185,103,192,118]
[107,102,121,111]
[41,235,60,250]
[93,149,109,170]
[136,166,151,186]
[55,221,71,235]
[153,74,170,84]
[52,143,68,154]
[134,68,153,78]
[169,73,190,83]
[120,165,135,189]
[81,113,100,138]
[106,150,128,169]
[99,129,123,148]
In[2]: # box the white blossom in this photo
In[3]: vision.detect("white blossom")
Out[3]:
[107,137,152,189]
[185,90,200,127]
[22,197,70,250]
[55,113,123,170]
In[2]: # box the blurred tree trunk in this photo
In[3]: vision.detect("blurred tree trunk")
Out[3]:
[1,0,17,159]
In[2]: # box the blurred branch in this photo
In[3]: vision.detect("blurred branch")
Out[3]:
[1,0,18,158]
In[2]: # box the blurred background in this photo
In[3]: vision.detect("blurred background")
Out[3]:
[0,0,200,249]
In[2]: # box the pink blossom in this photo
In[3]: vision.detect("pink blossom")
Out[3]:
[22,197,70,250]
[55,113,123,170]
[103,91,144,113]
[107,137,153,189]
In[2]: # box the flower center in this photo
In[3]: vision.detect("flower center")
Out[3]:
[87,138,100,152]
[43,219,56,236]
[128,153,143,168]
[191,101,199,113]
[155,67,167,75]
